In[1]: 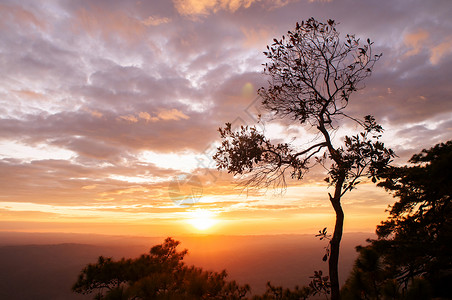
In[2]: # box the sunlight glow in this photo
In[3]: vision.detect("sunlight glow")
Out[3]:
[0,141,75,161]
[139,150,200,172]
[187,209,218,231]
[108,174,169,184]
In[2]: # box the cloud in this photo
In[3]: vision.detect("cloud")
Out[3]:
[157,108,190,121]
[173,0,253,16]
[72,7,148,43]
[404,29,429,57]
[0,3,47,31]
[172,0,290,17]
[141,16,171,26]
[12,90,46,101]
[430,38,452,65]
[118,109,189,123]
[118,114,139,123]
[403,29,452,65]
[0,0,451,234]
[173,0,217,16]
[241,26,273,48]
[138,111,155,122]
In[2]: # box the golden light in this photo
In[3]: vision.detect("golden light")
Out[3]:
[187,209,218,231]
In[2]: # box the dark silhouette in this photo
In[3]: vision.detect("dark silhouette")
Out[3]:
[252,281,312,300]
[251,270,332,299]
[342,140,452,299]
[73,237,250,299]
[213,18,394,299]
[0,233,368,299]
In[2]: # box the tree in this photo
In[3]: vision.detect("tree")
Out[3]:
[252,281,312,300]
[342,140,452,299]
[213,18,394,300]
[251,270,331,300]
[73,237,250,299]
[377,140,452,291]
[376,140,452,298]
[341,245,399,300]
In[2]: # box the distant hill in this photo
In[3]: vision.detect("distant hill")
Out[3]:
[0,232,373,299]
[0,243,146,300]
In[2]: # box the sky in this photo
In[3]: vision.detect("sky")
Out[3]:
[0,0,451,237]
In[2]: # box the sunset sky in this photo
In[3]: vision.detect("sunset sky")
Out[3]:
[0,0,451,237]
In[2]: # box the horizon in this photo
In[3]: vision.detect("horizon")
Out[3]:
[0,1,450,299]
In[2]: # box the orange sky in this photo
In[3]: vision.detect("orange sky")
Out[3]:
[0,0,451,237]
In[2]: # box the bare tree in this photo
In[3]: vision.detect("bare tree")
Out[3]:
[213,18,394,300]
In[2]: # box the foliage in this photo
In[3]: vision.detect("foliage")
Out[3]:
[252,282,312,300]
[213,17,393,300]
[251,270,330,300]
[73,237,250,300]
[308,270,331,297]
[342,140,452,299]
[341,245,399,300]
[259,19,380,125]
[341,245,436,300]
[315,227,331,262]
[377,140,452,240]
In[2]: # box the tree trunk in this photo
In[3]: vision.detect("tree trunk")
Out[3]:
[318,121,345,299]
[329,196,344,300]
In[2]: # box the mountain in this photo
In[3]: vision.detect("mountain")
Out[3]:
[0,232,373,299]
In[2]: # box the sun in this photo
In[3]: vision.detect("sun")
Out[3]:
[188,209,218,231]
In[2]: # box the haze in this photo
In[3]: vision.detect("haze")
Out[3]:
[0,1,451,298]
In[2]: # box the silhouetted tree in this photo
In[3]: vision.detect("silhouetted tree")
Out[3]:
[213,18,394,300]
[252,282,312,300]
[73,237,250,299]
[342,140,452,299]
[251,270,330,300]
[341,245,399,300]
[376,140,452,297]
